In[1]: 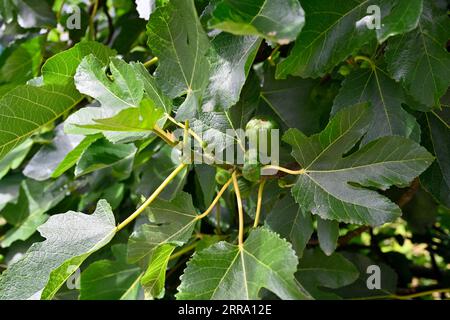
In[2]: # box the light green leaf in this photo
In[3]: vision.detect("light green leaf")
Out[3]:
[42,41,116,86]
[0,200,116,300]
[332,65,419,144]
[68,59,168,141]
[79,99,164,132]
[141,244,175,300]
[79,244,141,300]
[0,41,113,161]
[131,62,172,115]
[208,0,305,44]
[296,249,359,299]
[385,1,450,107]
[75,55,144,111]
[266,194,313,258]
[0,84,82,161]
[283,103,434,226]
[177,228,310,300]
[128,192,198,263]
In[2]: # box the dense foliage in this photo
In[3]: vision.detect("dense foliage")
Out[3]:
[0,0,449,300]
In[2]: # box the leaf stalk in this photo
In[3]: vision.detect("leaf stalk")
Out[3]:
[116,163,188,231]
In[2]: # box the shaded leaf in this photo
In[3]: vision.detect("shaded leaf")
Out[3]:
[0,139,32,180]
[420,108,450,207]
[51,134,102,178]
[335,252,398,298]
[128,192,198,263]
[23,125,84,181]
[296,249,359,299]
[74,139,137,178]
[261,66,336,135]
[317,217,339,256]
[0,177,69,248]
[0,36,44,84]
[266,193,313,258]
[79,244,141,300]
[385,1,450,107]
[333,65,419,144]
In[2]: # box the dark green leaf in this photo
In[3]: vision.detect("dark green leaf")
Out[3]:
[266,194,313,258]
[208,0,305,44]
[420,108,450,207]
[203,33,260,111]
[296,249,359,299]
[333,65,419,144]
[385,1,450,107]
[79,244,141,300]
[283,103,434,226]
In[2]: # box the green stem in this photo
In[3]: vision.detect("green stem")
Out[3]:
[262,165,305,175]
[232,172,245,248]
[216,202,221,235]
[56,0,66,22]
[169,242,199,261]
[253,179,266,228]
[267,45,280,66]
[88,0,99,41]
[196,176,234,220]
[144,57,159,68]
[116,163,188,231]
[354,55,376,70]
[352,288,450,300]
